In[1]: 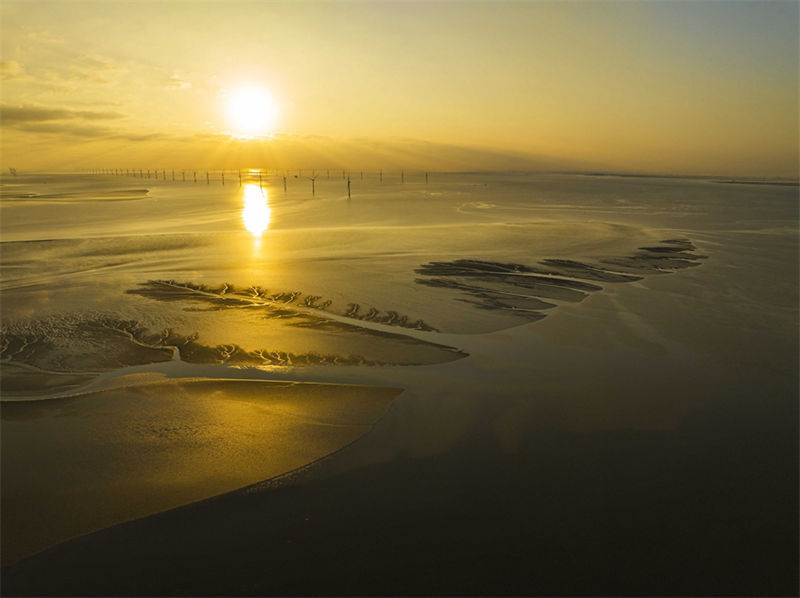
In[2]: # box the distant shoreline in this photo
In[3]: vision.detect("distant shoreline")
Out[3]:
[2,169,798,187]
[713,179,800,187]
[573,171,800,185]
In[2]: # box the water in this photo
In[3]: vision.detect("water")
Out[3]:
[1,171,797,590]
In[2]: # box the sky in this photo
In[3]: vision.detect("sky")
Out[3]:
[1,0,798,177]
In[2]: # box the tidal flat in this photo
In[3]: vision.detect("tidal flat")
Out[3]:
[1,171,797,595]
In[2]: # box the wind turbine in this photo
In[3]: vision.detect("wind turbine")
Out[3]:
[307,173,319,197]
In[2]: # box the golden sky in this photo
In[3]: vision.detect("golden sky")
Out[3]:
[1,1,798,177]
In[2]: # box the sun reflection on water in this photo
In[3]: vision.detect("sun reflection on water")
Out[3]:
[241,183,271,239]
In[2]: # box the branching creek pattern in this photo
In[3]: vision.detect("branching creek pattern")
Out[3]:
[416,238,705,318]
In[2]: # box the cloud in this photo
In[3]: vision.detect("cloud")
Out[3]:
[12,122,116,138]
[141,132,586,172]
[78,109,127,121]
[3,113,162,142]
[0,60,24,80]
[1,103,133,140]
[1,104,126,124]
[68,55,126,84]
[1,125,588,172]
[75,55,119,72]
[8,121,163,142]
[21,56,127,88]
[166,73,192,90]
[24,31,63,44]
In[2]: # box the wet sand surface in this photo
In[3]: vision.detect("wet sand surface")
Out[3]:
[1,172,797,595]
[1,377,400,564]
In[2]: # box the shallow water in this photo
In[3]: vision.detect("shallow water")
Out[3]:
[1,171,797,577]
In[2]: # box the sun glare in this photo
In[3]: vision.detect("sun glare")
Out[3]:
[226,86,278,138]
[241,183,271,238]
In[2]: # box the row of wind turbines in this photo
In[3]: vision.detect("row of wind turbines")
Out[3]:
[89,168,432,198]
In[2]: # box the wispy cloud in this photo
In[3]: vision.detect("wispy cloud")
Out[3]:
[69,55,126,84]
[18,55,127,88]
[75,55,119,72]
[24,30,63,44]
[0,103,166,142]
[166,73,192,90]
[8,120,162,142]
[1,104,126,124]
[0,60,24,80]
[12,122,116,138]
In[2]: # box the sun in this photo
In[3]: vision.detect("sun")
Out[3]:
[225,86,278,138]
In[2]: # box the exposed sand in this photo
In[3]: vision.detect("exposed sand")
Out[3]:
[1,376,400,564]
